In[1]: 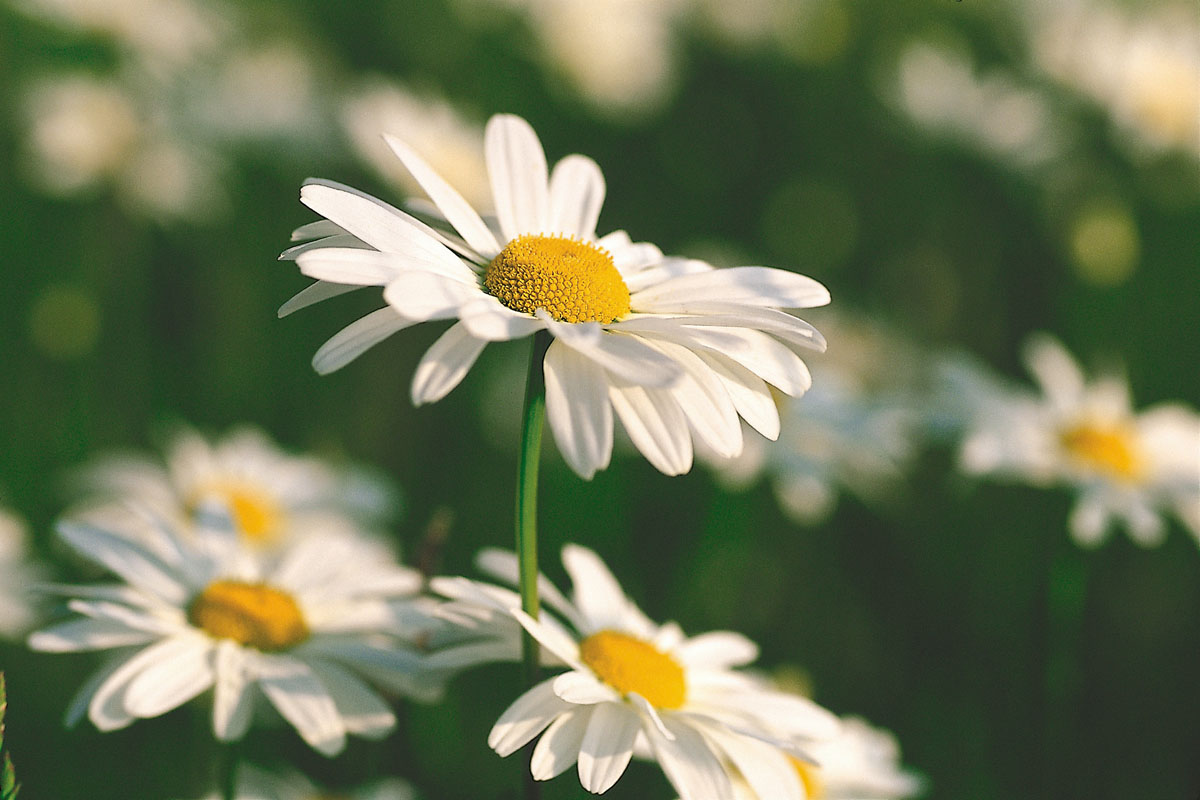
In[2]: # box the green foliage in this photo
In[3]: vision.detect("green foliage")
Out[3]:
[0,674,19,800]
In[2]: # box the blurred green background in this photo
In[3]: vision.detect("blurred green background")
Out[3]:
[1,0,1198,797]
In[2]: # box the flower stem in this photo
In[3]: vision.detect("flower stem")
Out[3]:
[218,741,240,800]
[515,329,550,800]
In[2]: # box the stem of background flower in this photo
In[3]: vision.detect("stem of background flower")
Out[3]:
[1040,535,1088,797]
[515,329,550,800]
[218,741,240,800]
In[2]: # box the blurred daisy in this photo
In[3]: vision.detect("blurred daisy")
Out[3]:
[74,424,397,551]
[29,509,442,755]
[0,506,46,638]
[959,334,1200,547]
[700,313,922,523]
[282,113,829,478]
[432,543,839,798]
[190,763,416,800]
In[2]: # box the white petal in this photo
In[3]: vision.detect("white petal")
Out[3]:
[66,655,126,728]
[123,633,214,718]
[548,154,605,239]
[512,609,586,670]
[278,280,360,318]
[539,314,682,388]
[632,266,830,310]
[472,549,585,629]
[300,180,466,264]
[257,655,347,756]
[577,701,640,793]
[305,660,396,739]
[544,340,614,479]
[674,632,759,669]
[29,618,158,652]
[623,257,710,292]
[57,520,187,606]
[700,722,805,800]
[297,246,475,286]
[643,714,734,800]
[88,637,197,731]
[410,322,488,405]
[383,133,501,257]
[291,219,345,241]
[553,671,619,705]
[280,232,371,261]
[650,339,743,459]
[213,640,254,741]
[629,303,826,353]
[561,544,642,634]
[643,325,813,397]
[1023,333,1085,407]
[313,308,413,375]
[382,271,482,322]
[609,384,693,476]
[458,297,545,341]
[530,708,591,780]
[695,350,780,440]
[489,678,572,757]
[486,114,550,239]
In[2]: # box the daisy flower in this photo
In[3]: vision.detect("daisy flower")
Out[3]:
[959,333,1200,547]
[280,113,829,478]
[28,508,442,755]
[73,424,396,552]
[431,544,839,799]
[189,763,416,800]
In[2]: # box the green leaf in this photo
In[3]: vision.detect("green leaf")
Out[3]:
[0,674,18,800]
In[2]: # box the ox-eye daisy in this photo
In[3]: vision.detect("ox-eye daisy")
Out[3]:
[29,509,441,755]
[959,333,1200,547]
[431,544,839,799]
[74,424,395,551]
[280,113,829,478]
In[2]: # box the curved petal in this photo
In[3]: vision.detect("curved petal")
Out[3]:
[382,271,483,322]
[411,322,488,405]
[486,114,550,240]
[552,671,619,705]
[674,631,759,669]
[278,280,360,318]
[56,520,187,606]
[647,339,742,459]
[313,308,413,375]
[213,639,254,741]
[305,660,396,739]
[257,655,347,756]
[539,315,681,388]
[637,325,813,397]
[578,701,640,793]
[383,133,501,257]
[631,266,830,310]
[609,384,694,476]
[458,297,545,342]
[530,708,591,780]
[642,714,734,800]
[122,633,214,718]
[29,618,158,653]
[489,678,572,757]
[297,246,475,286]
[694,350,780,440]
[544,340,614,479]
[548,154,605,239]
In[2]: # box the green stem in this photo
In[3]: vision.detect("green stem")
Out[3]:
[515,329,550,800]
[218,740,240,800]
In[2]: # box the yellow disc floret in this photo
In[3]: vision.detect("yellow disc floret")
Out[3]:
[188,580,309,651]
[484,234,630,323]
[189,484,283,544]
[578,629,686,709]
[1059,421,1143,482]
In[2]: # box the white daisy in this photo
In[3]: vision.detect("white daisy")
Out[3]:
[720,714,923,800]
[189,763,417,800]
[28,508,442,755]
[959,333,1200,547]
[0,506,47,639]
[281,113,829,478]
[73,424,397,552]
[431,544,839,799]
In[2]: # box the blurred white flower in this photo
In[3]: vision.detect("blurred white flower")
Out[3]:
[29,508,443,755]
[1029,0,1200,158]
[190,763,417,800]
[959,334,1200,547]
[0,507,46,639]
[700,314,922,524]
[342,81,491,212]
[73,425,398,554]
[433,544,840,799]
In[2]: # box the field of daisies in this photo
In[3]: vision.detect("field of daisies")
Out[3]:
[2,0,1199,798]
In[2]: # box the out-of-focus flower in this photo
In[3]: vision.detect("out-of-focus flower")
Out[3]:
[21,73,226,222]
[11,0,227,73]
[958,334,1200,547]
[343,81,491,212]
[701,314,922,524]
[431,544,840,799]
[282,113,828,478]
[452,0,686,117]
[73,425,398,553]
[1029,0,1200,159]
[189,763,417,800]
[887,38,1064,171]
[0,507,46,639]
[29,509,442,755]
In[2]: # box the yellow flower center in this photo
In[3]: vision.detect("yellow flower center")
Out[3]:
[190,484,283,543]
[188,580,309,651]
[578,630,686,709]
[484,234,630,324]
[1059,421,1143,482]
[788,756,825,799]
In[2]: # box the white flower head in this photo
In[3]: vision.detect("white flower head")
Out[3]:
[431,544,839,799]
[73,424,397,553]
[29,508,443,755]
[959,333,1200,547]
[188,763,417,800]
[282,113,829,479]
